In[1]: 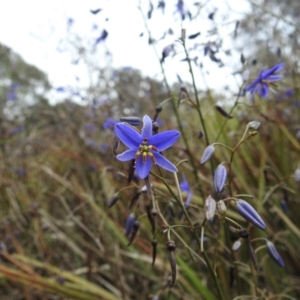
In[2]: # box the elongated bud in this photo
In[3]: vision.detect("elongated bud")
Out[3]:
[200,145,215,165]
[215,105,233,119]
[108,193,119,208]
[217,200,227,215]
[151,240,157,266]
[119,116,142,126]
[266,241,285,267]
[127,221,140,246]
[236,199,266,230]
[205,195,216,221]
[146,205,156,234]
[129,190,142,209]
[232,240,242,251]
[113,135,120,155]
[214,164,227,193]
[125,213,136,236]
[166,240,176,286]
[248,121,261,130]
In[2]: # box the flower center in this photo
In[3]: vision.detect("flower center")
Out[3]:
[135,138,158,163]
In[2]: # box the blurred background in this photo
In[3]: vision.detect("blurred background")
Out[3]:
[0,0,300,299]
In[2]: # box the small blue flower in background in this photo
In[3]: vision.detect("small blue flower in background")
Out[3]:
[115,115,180,179]
[85,123,96,132]
[245,63,284,103]
[95,29,108,45]
[9,125,24,135]
[103,118,118,130]
[7,83,19,101]
[178,174,192,218]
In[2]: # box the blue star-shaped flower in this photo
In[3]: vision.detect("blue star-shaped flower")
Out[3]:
[245,63,284,103]
[115,115,180,179]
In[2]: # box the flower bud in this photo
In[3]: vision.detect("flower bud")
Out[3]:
[217,200,227,215]
[119,116,142,126]
[236,199,266,230]
[107,193,119,208]
[125,213,136,236]
[232,240,242,251]
[127,221,140,246]
[200,145,215,165]
[205,195,216,221]
[214,164,227,193]
[248,121,261,130]
[266,241,285,267]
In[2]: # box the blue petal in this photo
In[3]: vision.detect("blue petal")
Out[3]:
[185,192,192,205]
[180,174,190,193]
[141,115,153,139]
[117,149,136,161]
[153,152,177,172]
[257,84,269,98]
[136,155,152,179]
[267,75,283,82]
[149,130,180,151]
[115,123,142,149]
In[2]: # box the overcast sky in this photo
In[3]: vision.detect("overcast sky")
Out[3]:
[0,0,250,100]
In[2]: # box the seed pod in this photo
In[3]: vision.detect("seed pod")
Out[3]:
[188,32,200,39]
[236,199,266,230]
[146,205,156,234]
[113,135,120,155]
[151,239,157,266]
[205,195,216,221]
[119,116,142,126]
[127,159,136,184]
[127,221,140,246]
[216,105,233,119]
[266,240,285,267]
[214,164,227,193]
[200,145,215,165]
[166,240,176,286]
[125,213,136,236]
[107,193,119,208]
[129,190,142,209]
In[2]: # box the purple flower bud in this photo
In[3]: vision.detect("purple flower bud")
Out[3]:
[200,145,215,165]
[125,213,136,236]
[236,199,266,230]
[205,195,216,221]
[213,164,227,193]
[266,241,285,267]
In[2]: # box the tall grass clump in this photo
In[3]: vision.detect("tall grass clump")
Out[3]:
[0,1,300,299]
